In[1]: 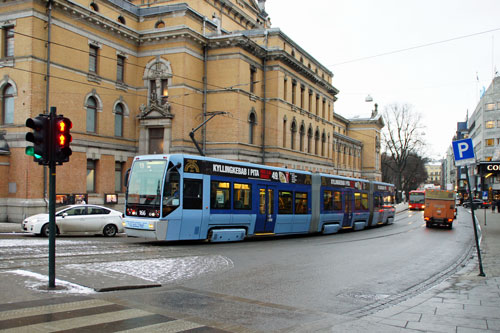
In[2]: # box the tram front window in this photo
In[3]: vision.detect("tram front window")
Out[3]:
[126,160,167,217]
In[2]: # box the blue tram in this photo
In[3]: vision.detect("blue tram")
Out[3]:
[124,154,395,242]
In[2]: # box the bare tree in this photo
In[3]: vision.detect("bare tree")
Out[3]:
[382,103,426,197]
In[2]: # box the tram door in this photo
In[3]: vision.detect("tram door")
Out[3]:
[255,185,276,233]
[342,191,354,228]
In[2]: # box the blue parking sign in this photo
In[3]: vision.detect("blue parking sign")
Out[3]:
[452,138,475,166]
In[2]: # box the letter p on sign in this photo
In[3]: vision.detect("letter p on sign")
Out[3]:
[457,142,469,158]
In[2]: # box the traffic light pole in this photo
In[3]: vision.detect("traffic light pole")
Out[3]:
[48,107,56,288]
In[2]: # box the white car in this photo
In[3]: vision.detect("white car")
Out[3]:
[22,204,124,237]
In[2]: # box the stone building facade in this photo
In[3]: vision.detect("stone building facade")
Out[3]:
[0,0,383,222]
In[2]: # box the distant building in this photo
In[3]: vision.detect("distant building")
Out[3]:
[425,163,442,186]
[468,76,500,197]
[0,0,383,221]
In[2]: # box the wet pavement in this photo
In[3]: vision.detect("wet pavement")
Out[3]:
[1,204,499,332]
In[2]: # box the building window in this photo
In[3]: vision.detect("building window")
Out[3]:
[250,66,256,93]
[486,138,495,146]
[300,85,305,109]
[117,55,125,82]
[149,128,163,154]
[90,2,99,11]
[114,103,124,137]
[155,20,165,29]
[299,124,305,152]
[315,95,319,115]
[291,121,297,150]
[485,103,495,111]
[486,156,493,162]
[321,132,326,156]
[282,118,287,147]
[86,96,97,132]
[89,45,98,73]
[314,129,320,155]
[292,80,297,105]
[249,112,256,144]
[307,127,313,154]
[115,162,123,192]
[322,99,326,119]
[2,84,14,124]
[485,120,495,129]
[117,15,126,24]
[308,90,312,112]
[283,77,287,101]
[87,160,96,193]
[3,27,14,58]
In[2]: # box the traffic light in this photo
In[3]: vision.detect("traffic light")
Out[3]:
[54,116,72,164]
[25,115,49,164]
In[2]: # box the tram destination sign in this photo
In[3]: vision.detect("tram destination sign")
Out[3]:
[183,158,311,184]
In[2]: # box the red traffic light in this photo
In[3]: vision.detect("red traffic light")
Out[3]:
[54,116,72,164]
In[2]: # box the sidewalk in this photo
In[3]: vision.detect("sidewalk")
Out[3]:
[339,206,500,332]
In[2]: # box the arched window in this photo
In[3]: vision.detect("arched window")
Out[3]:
[114,103,124,137]
[321,132,326,156]
[307,127,313,154]
[314,129,320,155]
[2,84,14,124]
[282,118,287,147]
[291,121,297,150]
[90,2,99,11]
[117,15,126,24]
[86,96,97,133]
[155,21,165,29]
[249,112,256,144]
[299,124,305,152]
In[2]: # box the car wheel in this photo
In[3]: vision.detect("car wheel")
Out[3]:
[40,223,58,237]
[103,224,118,237]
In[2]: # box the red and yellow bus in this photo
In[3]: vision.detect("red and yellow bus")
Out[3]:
[409,190,425,210]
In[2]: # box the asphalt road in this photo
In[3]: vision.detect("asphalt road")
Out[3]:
[0,208,475,331]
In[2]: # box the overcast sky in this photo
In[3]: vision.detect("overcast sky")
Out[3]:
[265,0,500,160]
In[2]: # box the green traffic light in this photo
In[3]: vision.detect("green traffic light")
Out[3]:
[25,146,42,159]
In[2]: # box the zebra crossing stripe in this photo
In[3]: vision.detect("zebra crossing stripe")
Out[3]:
[0,297,227,333]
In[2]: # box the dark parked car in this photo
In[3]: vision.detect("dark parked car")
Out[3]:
[463,199,490,209]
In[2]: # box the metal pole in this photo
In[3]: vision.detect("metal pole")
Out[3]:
[48,106,56,288]
[465,165,485,277]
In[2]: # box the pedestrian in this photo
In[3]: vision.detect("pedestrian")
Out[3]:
[493,200,496,213]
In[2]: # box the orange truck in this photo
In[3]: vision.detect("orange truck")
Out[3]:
[424,189,456,229]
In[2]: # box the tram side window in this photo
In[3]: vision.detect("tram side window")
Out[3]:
[278,191,293,214]
[211,181,231,209]
[234,183,252,210]
[323,190,333,211]
[333,191,342,211]
[362,193,369,210]
[354,192,369,210]
[162,162,180,217]
[354,192,362,210]
[295,192,308,214]
[183,179,203,210]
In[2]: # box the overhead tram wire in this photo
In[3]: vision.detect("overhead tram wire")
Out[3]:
[330,26,500,67]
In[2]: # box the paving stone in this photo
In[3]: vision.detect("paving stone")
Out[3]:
[406,320,457,333]
[420,313,487,330]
